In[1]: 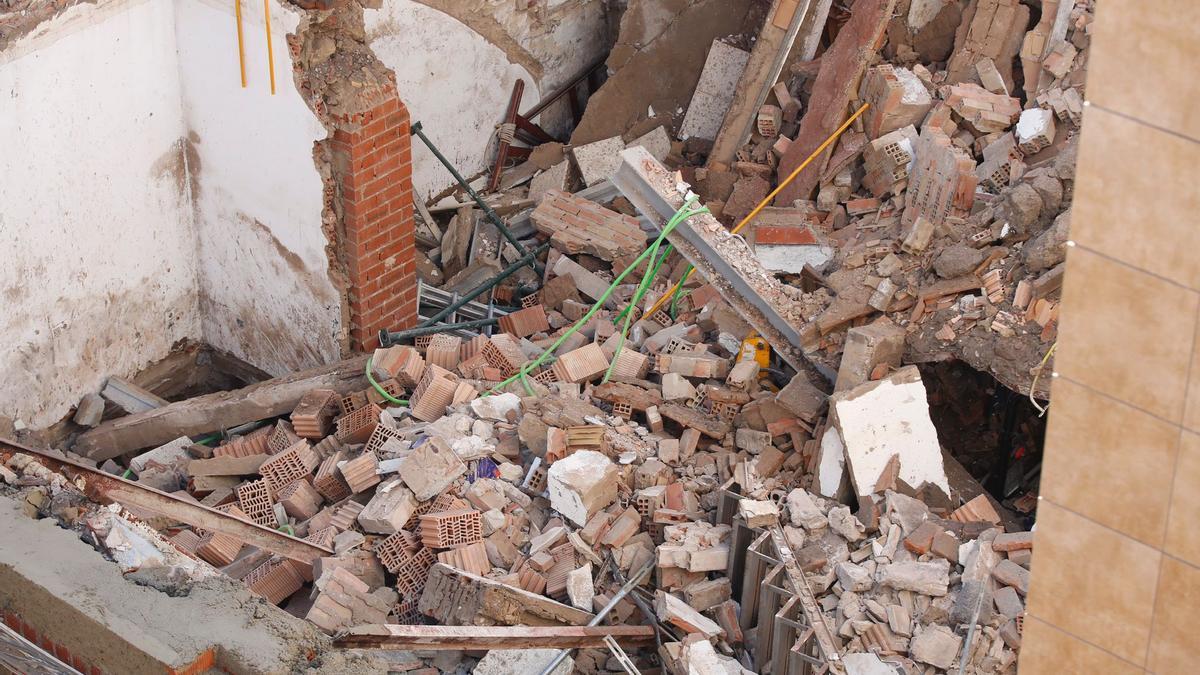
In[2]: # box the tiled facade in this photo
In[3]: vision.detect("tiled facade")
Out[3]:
[1020,1,1200,672]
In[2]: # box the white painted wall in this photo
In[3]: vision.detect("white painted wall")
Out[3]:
[175,0,342,377]
[366,2,539,201]
[0,0,200,428]
[365,0,611,201]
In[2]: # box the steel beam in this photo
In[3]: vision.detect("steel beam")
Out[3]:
[612,146,817,374]
[0,438,332,566]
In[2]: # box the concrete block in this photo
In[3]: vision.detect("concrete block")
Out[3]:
[832,366,949,499]
[571,135,624,187]
[626,126,672,162]
[357,478,418,534]
[547,450,619,526]
[834,319,906,392]
[679,40,751,141]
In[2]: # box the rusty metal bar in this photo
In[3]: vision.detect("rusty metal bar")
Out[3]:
[0,437,332,566]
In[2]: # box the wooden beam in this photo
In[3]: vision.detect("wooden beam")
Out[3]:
[334,624,656,650]
[74,355,371,460]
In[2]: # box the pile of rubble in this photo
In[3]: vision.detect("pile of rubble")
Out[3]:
[0,0,1095,672]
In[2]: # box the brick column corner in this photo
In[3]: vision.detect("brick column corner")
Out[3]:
[330,82,418,352]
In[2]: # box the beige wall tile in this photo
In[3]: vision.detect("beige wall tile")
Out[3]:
[1041,378,1179,546]
[1183,338,1200,433]
[1164,432,1200,566]
[1018,615,1144,675]
[1087,0,1200,140]
[1054,247,1197,423]
[1070,108,1200,290]
[1026,502,1160,665]
[1148,556,1200,674]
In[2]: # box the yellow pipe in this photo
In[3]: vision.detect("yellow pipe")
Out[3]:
[647,102,871,316]
[235,0,246,87]
[264,0,276,95]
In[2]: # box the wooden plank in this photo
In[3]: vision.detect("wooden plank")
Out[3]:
[334,624,656,650]
[74,355,371,461]
[101,377,170,414]
[708,0,812,168]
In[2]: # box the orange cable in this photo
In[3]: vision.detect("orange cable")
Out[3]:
[646,102,872,316]
[264,0,276,95]
[235,0,246,87]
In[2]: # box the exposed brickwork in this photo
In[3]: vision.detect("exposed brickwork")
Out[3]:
[329,82,418,352]
[3,610,106,675]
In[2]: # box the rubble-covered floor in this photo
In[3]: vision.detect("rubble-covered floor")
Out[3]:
[0,0,1098,673]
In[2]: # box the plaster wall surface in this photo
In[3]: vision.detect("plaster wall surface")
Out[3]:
[366,0,611,200]
[0,0,200,428]
[175,0,343,377]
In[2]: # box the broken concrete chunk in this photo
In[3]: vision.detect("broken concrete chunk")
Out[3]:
[836,561,874,592]
[475,649,572,675]
[399,437,466,501]
[470,393,521,422]
[566,563,594,611]
[547,450,619,527]
[834,320,905,392]
[786,489,828,531]
[737,499,779,528]
[832,366,950,500]
[878,559,951,596]
[843,652,900,675]
[655,589,724,639]
[356,479,417,534]
[910,625,963,669]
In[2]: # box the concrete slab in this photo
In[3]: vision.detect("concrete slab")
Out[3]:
[679,40,751,141]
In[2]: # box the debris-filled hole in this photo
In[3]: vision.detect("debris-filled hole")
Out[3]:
[921,360,1043,527]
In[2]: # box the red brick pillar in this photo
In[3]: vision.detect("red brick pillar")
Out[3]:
[330,83,418,352]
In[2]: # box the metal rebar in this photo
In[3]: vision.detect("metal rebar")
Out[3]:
[379,316,502,346]
[409,241,549,332]
[537,561,655,675]
[410,121,544,277]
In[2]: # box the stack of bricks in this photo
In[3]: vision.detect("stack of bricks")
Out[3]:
[410,364,459,422]
[244,558,305,605]
[862,125,919,197]
[276,479,324,520]
[374,530,420,572]
[530,190,647,262]
[393,547,437,599]
[551,343,609,383]
[194,503,250,566]
[169,529,201,554]
[497,305,550,338]
[214,426,271,458]
[436,541,490,576]
[481,333,526,377]
[976,134,1023,191]
[266,421,302,455]
[235,479,277,527]
[329,81,418,352]
[372,345,425,388]
[291,389,339,440]
[338,452,381,494]
[419,508,483,549]
[365,423,406,459]
[859,65,933,139]
[306,567,391,634]
[609,348,650,380]
[365,379,404,408]
[335,403,382,444]
[424,334,462,371]
[901,127,978,227]
[259,440,319,493]
[313,451,353,502]
[940,83,1022,134]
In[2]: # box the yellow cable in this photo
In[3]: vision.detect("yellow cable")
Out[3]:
[235,0,246,87]
[1030,341,1057,416]
[264,0,276,95]
[646,102,871,317]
